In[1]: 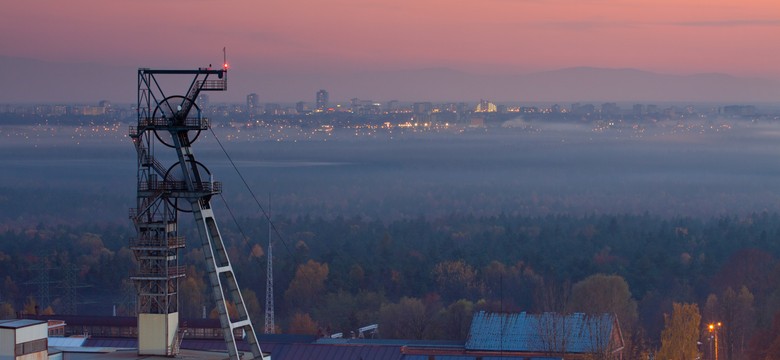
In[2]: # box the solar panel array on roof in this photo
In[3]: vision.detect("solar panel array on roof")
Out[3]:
[466,311,616,354]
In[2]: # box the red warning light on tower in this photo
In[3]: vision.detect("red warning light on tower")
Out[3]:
[223,63,229,70]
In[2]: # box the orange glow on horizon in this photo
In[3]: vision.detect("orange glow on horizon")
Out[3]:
[1,0,779,78]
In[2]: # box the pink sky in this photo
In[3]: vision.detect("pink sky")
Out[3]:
[2,0,779,78]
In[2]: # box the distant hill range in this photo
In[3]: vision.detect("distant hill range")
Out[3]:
[293,67,780,103]
[2,56,779,103]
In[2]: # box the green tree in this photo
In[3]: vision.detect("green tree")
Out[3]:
[435,299,474,340]
[657,303,701,360]
[379,297,432,340]
[719,286,754,360]
[568,274,639,358]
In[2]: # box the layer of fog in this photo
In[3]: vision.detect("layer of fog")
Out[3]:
[2,120,780,224]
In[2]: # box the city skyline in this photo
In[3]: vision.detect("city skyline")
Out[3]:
[2,0,779,103]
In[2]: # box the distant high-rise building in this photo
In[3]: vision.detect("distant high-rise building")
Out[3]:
[723,105,756,116]
[601,102,620,115]
[386,100,399,112]
[264,103,282,115]
[632,104,645,116]
[413,102,433,115]
[296,101,307,114]
[316,89,329,110]
[475,99,497,113]
[247,93,260,115]
[646,104,659,114]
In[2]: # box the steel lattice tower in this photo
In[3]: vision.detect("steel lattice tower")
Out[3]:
[264,210,274,334]
[129,66,264,359]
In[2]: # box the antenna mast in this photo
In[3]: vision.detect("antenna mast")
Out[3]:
[264,195,275,334]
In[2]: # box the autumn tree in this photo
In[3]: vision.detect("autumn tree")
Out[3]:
[0,302,14,319]
[432,260,478,302]
[284,260,329,311]
[288,312,319,335]
[209,301,239,320]
[347,264,366,292]
[657,302,701,360]
[179,265,207,318]
[481,260,541,311]
[241,288,262,324]
[748,312,780,360]
[22,296,37,315]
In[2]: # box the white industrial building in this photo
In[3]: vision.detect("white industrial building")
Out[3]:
[0,319,48,360]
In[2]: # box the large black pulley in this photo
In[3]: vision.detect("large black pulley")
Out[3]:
[164,159,213,212]
[152,95,203,148]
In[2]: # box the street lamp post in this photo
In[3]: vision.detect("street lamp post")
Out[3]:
[708,322,722,360]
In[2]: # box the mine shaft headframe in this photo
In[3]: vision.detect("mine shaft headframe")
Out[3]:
[136,66,228,146]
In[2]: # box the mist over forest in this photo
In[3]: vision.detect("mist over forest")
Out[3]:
[4,119,780,356]
[3,120,780,223]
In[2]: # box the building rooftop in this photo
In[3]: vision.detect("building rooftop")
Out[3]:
[466,311,619,354]
[0,319,46,329]
[52,348,253,360]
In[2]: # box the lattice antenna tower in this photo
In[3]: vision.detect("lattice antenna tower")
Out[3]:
[61,265,79,315]
[25,261,53,310]
[264,196,275,334]
[129,63,264,359]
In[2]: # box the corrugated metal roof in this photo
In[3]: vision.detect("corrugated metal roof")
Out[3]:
[404,356,559,360]
[466,311,615,353]
[271,343,403,360]
[49,337,87,347]
[83,338,137,348]
[316,338,463,347]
